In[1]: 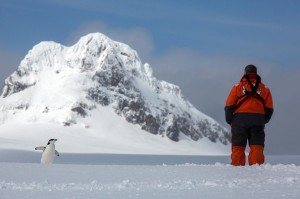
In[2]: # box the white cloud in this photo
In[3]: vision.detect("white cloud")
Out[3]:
[149,47,300,154]
[66,21,154,62]
[0,50,23,86]
[151,47,275,111]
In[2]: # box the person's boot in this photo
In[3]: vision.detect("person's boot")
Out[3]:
[231,146,246,166]
[249,145,264,165]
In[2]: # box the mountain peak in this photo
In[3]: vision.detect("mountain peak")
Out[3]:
[0,32,230,153]
[77,32,112,46]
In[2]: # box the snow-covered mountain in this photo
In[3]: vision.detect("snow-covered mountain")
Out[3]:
[0,33,230,154]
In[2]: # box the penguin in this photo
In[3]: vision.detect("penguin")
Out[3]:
[35,139,59,164]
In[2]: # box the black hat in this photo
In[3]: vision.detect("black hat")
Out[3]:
[244,64,257,74]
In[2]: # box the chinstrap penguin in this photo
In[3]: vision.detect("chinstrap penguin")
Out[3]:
[35,139,59,164]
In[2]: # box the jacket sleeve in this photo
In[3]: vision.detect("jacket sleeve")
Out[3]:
[265,107,273,123]
[225,105,235,125]
[264,88,274,123]
[225,86,238,125]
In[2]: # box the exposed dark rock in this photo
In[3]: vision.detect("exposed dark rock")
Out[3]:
[2,78,35,98]
[141,115,160,134]
[15,104,29,110]
[88,88,110,106]
[63,119,76,126]
[166,121,180,142]
[43,107,49,113]
[71,106,87,117]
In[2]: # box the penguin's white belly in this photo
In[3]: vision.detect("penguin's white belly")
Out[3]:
[41,145,55,164]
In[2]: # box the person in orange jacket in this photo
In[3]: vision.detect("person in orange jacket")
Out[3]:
[225,65,273,166]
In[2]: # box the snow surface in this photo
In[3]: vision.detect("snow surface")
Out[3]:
[0,122,229,155]
[0,152,300,199]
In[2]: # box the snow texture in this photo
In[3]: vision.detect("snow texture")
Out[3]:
[0,153,300,199]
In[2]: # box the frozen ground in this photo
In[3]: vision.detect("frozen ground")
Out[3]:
[1,150,300,199]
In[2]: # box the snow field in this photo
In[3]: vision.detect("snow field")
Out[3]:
[0,162,299,199]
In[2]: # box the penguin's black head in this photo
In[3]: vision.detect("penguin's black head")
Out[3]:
[47,139,58,145]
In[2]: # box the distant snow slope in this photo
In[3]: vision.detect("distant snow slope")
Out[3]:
[0,32,230,154]
[0,122,229,154]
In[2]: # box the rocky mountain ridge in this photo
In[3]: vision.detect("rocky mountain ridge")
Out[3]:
[0,33,230,145]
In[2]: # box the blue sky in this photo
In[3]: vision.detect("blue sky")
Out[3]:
[2,0,300,60]
[1,0,300,154]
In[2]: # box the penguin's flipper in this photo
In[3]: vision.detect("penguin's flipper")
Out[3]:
[55,150,60,156]
[35,146,46,151]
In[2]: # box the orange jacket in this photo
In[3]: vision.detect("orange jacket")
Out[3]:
[225,73,273,124]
